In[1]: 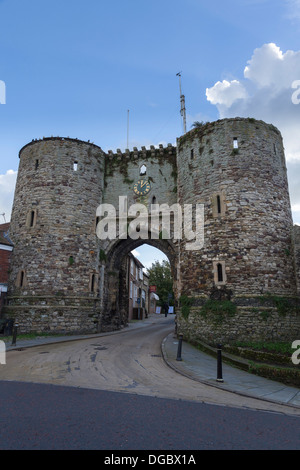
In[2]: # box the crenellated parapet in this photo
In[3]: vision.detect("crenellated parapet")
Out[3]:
[105,143,176,161]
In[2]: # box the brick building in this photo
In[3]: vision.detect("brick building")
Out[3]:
[127,253,148,321]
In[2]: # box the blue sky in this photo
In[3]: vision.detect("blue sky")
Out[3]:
[1,0,300,266]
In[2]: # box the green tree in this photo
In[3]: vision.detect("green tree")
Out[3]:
[146,260,174,306]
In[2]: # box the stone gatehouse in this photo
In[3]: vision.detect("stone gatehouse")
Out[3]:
[3,117,300,345]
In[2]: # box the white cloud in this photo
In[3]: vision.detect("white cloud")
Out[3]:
[206,42,300,224]
[206,79,248,107]
[0,170,17,222]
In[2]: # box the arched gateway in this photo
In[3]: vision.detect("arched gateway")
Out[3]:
[4,117,300,345]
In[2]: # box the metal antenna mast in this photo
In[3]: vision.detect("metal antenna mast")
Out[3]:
[176,72,186,134]
[127,109,129,149]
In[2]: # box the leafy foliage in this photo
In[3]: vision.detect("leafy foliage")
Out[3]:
[146,260,174,306]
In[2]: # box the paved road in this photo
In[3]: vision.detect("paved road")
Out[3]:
[1,315,300,450]
[1,315,300,416]
[1,380,300,450]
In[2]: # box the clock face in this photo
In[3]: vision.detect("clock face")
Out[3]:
[133,179,151,196]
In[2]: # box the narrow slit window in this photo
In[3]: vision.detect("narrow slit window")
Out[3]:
[233,138,238,149]
[91,274,96,293]
[17,269,26,288]
[29,210,36,228]
[152,196,157,205]
[35,159,39,170]
[217,195,221,214]
[190,149,194,160]
[20,270,25,288]
[217,263,223,283]
[73,161,78,171]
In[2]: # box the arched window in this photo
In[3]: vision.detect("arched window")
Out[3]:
[89,272,99,293]
[213,261,226,285]
[140,164,147,176]
[26,209,37,228]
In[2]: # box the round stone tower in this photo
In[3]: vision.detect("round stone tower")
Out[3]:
[6,137,105,333]
[176,117,299,343]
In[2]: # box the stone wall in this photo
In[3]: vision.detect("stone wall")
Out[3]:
[177,296,300,345]
[176,118,296,298]
[4,137,106,333]
[4,118,300,341]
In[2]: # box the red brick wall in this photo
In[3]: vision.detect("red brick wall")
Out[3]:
[0,248,11,284]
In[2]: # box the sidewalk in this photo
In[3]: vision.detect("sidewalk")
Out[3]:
[3,315,300,409]
[4,316,156,351]
[162,332,300,409]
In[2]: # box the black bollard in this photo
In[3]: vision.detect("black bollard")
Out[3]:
[176,334,183,361]
[11,321,18,346]
[216,344,224,382]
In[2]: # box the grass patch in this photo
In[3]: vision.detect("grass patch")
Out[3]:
[232,340,293,356]
[1,331,64,343]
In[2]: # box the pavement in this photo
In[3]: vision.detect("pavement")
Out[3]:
[3,314,300,410]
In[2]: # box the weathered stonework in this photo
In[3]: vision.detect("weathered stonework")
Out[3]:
[3,118,300,343]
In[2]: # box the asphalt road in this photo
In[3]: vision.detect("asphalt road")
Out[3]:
[0,315,300,450]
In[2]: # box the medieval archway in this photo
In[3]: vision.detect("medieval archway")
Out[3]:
[100,237,178,330]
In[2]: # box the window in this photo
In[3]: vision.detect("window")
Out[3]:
[140,164,147,176]
[26,209,37,228]
[233,138,238,149]
[217,195,221,214]
[73,161,78,171]
[152,196,157,205]
[190,149,194,160]
[95,216,100,233]
[212,193,226,217]
[91,274,96,293]
[213,261,226,285]
[89,272,99,293]
[130,259,134,275]
[130,281,133,299]
[217,263,223,283]
[35,159,39,170]
[17,270,27,288]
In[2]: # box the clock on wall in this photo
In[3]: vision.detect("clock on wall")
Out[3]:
[133,179,151,196]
